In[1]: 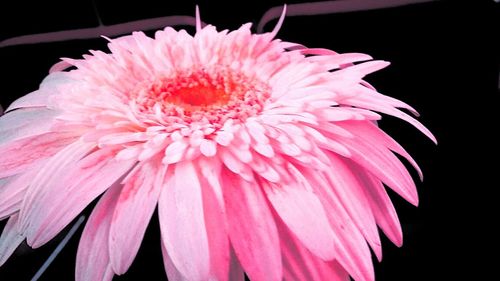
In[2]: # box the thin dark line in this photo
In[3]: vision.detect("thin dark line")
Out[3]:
[30,215,86,281]
[91,0,104,26]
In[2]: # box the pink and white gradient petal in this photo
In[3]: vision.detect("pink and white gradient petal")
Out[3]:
[109,159,163,274]
[222,169,282,281]
[76,182,121,281]
[159,162,211,281]
[0,214,25,267]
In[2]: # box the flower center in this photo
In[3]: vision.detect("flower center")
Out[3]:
[167,83,230,108]
[131,67,270,127]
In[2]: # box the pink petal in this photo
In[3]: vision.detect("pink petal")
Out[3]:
[109,160,163,274]
[159,161,210,281]
[337,134,419,206]
[20,144,136,248]
[49,60,73,73]
[278,142,301,157]
[351,163,403,246]
[301,168,375,281]
[341,121,423,180]
[248,153,281,183]
[222,168,282,281]
[199,163,231,281]
[228,143,253,163]
[325,153,382,260]
[163,140,188,164]
[161,242,188,281]
[218,150,254,182]
[220,148,246,175]
[337,60,390,77]
[0,108,58,145]
[198,157,224,208]
[0,214,25,266]
[298,48,338,56]
[317,108,357,122]
[245,120,269,144]
[345,95,437,144]
[320,138,352,158]
[253,142,275,158]
[0,163,43,220]
[306,53,373,70]
[268,4,286,39]
[18,139,95,235]
[215,131,234,146]
[5,72,71,112]
[262,164,336,261]
[310,122,354,139]
[97,132,150,146]
[76,184,121,281]
[278,217,349,281]
[354,86,420,116]
[200,139,217,157]
[0,132,77,178]
[5,89,53,112]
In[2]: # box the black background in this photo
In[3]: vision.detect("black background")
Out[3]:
[0,0,498,280]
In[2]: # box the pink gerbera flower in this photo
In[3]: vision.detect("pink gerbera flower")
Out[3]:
[0,8,435,281]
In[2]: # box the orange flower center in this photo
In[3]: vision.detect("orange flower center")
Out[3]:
[131,67,270,126]
[166,84,230,108]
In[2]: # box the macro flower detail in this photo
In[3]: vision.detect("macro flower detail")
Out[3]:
[0,8,435,281]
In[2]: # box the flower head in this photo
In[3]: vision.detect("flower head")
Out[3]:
[0,8,435,281]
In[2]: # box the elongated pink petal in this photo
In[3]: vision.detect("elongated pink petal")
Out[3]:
[345,94,436,144]
[76,184,122,281]
[268,4,286,39]
[6,72,72,112]
[324,153,382,260]
[198,162,232,281]
[350,162,403,247]
[20,145,136,248]
[0,214,25,266]
[306,53,373,71]
[109,160,163,274]
[301,168,375,281]
[222,168,282,281]
[263,164,336,261]
[198,157,224,208]
[161,242,188,281]
[278,216,349,281]
[18,139,95,235]
[336,134,419,206]
[337,60,390,77]
[0,108,58,145]
[319,138,352,158]
[0,163,43,220]
[0,132,77,178]
[5,89,53,112]
[340,121,423,180]
[159,162,210,281]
